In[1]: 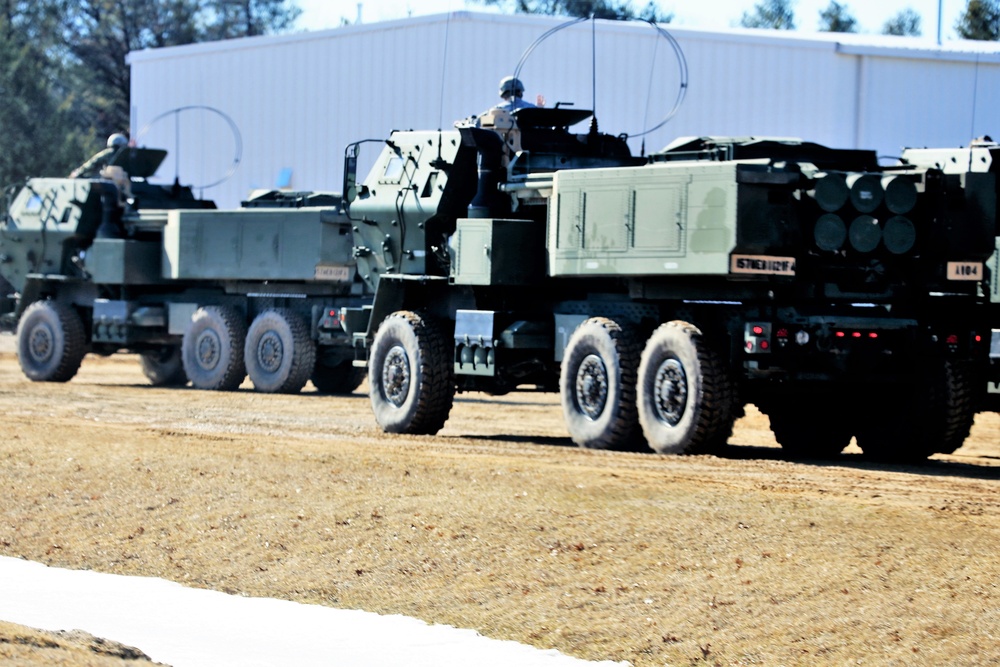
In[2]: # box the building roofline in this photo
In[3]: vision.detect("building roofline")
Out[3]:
[126,10,1000,66]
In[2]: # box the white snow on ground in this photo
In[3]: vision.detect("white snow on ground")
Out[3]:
[0,556,629,667]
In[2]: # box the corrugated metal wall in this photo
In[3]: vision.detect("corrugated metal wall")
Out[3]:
[128,12,1000,208]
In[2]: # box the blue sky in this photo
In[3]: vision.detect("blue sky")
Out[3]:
[298,0,973,41]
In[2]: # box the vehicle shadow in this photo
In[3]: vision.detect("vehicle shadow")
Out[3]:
[447,433,577,448]
[453,394,560,408]
[722,443,1000,481]
[446,434,1000,480]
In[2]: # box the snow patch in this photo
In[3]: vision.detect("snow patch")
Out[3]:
[0,556,629,666]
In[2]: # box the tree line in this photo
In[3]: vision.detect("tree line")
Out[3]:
[475,0,1000,37]
[0,0,299,194]
[737,0,999,37]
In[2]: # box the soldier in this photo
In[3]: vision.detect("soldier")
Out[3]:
[495,76,536,112]
[69,133,129,179]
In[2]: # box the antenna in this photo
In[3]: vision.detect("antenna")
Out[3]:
[437,10,453,130]
[969,54,980,172]
[627,21,688,140]
[135,105,243,191]
[512,16,588,85]
[591,15,597,120]
[937,0,943,46]
[640,27,661,156]
[511,17,688,143]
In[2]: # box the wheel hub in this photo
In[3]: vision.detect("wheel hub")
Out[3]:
[257,331,284,373]
[195,330,222,371]
[575,353,609,420]
[382,345,411,407]
[28,324,55,363]
[652,357,687,426]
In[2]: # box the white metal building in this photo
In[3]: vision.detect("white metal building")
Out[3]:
[127,11,1000,208]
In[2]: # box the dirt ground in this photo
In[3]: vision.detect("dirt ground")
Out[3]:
[1,333,999,667]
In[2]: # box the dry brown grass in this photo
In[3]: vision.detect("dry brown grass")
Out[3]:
[1,337,999,666]
[0,620,165,665]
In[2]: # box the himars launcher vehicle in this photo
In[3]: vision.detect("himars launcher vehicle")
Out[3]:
[1,107,996,462]
[0,145,368,394]
[340,106,998,461]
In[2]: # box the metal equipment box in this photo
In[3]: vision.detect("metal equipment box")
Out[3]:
[548,163,737,277]
[449,218,545,286]
[88,239,164,285]
[161,208,354,282]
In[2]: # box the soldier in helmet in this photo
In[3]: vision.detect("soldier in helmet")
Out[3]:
[496,75,536,112]
[456,75,537,134]
[69,133,130,178]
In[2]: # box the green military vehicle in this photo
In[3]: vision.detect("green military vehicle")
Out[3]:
[899,137,1000,413]
[0,145,368,394]
[340,106,996,461]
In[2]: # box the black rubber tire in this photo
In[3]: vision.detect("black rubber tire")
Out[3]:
[311,360,366,395]
[139,346,188,387]
[762,392,853,458]
[16,300,87,382]
[368,311,454,435]
[636,321,735,454]
[560,317,643,450]
[855,359,976,462]
[181,305,247,391]
[244,309,316,394]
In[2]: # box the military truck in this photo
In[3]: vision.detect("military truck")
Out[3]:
[340,106,996,461]
[900,137,1000,413]
[0,145,368,394]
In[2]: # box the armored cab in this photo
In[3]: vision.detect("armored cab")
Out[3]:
[343,107,995,461]
[0,148,212,306]
[1,148,369,395]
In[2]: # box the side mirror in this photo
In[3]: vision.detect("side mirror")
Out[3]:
[343,147,359,205]
[342,138,383,207]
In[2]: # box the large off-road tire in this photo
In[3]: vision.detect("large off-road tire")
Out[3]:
[762,391,853,459]
[854,359,976,462]
[244,309,316,394]
[311,359,366,395]
[181,305,247,391]
[139,346,188,387]
[368,311,454,435]
[16,300,87,382]
[560,317,643,450]
[636,321,735,454]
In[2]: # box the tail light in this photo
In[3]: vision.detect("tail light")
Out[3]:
[744,322,772,354]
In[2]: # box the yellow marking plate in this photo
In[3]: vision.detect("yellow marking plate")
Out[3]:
[730,255,796,276]
[946,262,983,281]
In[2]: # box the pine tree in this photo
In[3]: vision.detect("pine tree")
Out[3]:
[740,0,796,30]
[471,0,673,22]
[955,0,1000,40]
[819,1,858,33]
[882,8,922,36]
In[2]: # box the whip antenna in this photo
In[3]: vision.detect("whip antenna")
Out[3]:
[511,17,687,144]
[591,15,597,119]
[627,21,688,140]
[135,105,243,191]
[437,9,453,130]
[969,54,980,172]
[513,16,588,85]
